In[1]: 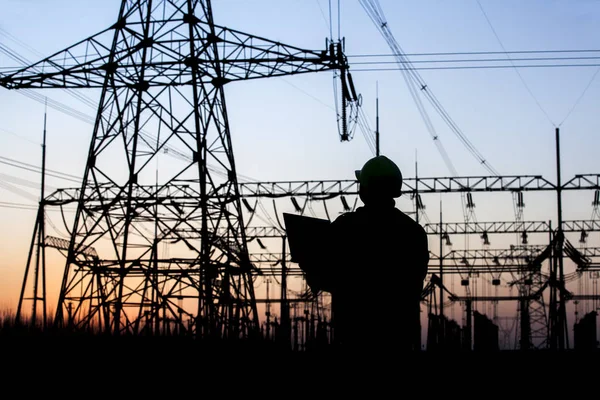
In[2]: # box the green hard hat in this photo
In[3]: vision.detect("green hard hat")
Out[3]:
[355,155,403,198]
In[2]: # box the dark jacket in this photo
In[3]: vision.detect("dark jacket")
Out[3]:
[307,203,429,352]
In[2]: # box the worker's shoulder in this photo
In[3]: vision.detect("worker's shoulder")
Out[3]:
[332,207,425,231]
[393,208,426,230]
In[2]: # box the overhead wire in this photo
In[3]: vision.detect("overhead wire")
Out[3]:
[0,155,81,182]
[347,49,600,58]
[0,179,39,201]
[0,171,57,192]
[0,126,39,145]
[315,0,331,32]
[279,78,335,112]
[358,2,499,178]
[0,159,81,184]
[476,0,555,127]
[360,0,472,176]
[356,107,376,154]
[350,63,600,71]
[558,66,600,127]
[0,201,39,210]
[350,56,600,65]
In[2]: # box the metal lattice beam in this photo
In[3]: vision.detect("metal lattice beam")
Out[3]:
[237,175,561,198]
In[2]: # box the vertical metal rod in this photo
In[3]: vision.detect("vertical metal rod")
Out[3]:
[555,127,567,350]
[266,278,271,340]
[415,150,418,224]
[188,0,212,337]
[16,213,39,324]
[375,82,380,156]
[337,0,341,40]
[439,199,444,346]
[280,235,289,347]
[465,300,472,350]
[31,101,48,327]
[519,298,531,350]
[40,101,47,328]
[548,220,553,348]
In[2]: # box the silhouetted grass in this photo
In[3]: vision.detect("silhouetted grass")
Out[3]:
[0,306,597,376]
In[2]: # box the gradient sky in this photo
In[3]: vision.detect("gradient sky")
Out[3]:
[0,0,598,345]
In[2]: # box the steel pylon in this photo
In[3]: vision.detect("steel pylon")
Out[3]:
[1,0,352,337]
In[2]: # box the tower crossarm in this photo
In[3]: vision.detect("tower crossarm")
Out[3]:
[561,174,600,190]
[563,220,600,232]
[45,235,99,260]
[423,221,551,235]
[44,174,585,203]
[238,175,559,198]
[0,16,345,90]
[0,27,115,89]
[200,23,345,82]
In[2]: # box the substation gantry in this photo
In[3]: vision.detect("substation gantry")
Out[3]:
[236,173,600,349]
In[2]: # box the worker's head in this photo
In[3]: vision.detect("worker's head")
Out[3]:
[355,155,403,204]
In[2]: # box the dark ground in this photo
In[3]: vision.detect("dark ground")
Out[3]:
[1,335,597,397]
[2,334,597,372]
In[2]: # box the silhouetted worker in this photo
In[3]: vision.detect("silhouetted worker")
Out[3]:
[306,155,429,354]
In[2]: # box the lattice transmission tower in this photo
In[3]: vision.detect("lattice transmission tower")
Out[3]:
[1,0,357,337]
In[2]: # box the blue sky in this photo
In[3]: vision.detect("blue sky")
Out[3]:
[0,1,598,344]
[1,1,598,181]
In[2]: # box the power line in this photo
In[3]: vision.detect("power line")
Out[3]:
[0,126,39,145]
[351,64,600,72]
[350,56,600,65]
[356,108,376,155]
[0,172,57,191]
[476,0,556,127]
[558,66,600,127]
[360,0,459,176]
[347,49,600,58]
[0,159,82,184]
[314,0,331,33]
[360,0,498,177]
[0,155,81,180]
[0,202,38,210]
[0,179,39,201]
[279,77,335,111]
